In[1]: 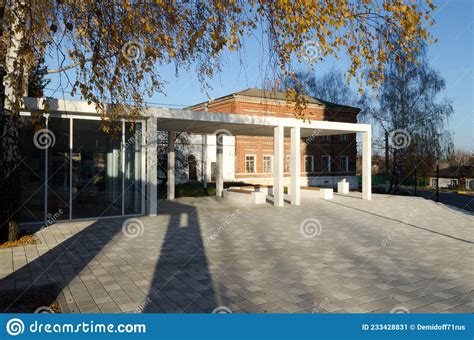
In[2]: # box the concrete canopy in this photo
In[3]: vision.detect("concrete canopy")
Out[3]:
[148,107,370,137]
[23,98,370,137]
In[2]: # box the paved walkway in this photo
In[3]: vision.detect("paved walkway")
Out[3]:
[403,188,474,212]
[0,194,472,313]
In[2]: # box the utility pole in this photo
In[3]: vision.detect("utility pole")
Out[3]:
[414,164,417,196]
[436,159,439,202]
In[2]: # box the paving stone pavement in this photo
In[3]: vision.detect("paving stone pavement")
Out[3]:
[0,193,472,314]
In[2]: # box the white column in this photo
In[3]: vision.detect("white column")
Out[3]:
[290,127,301,206]
[146,118,158,216]
[362,129,372,200]
[273,126,284,207]
[202,134,207,188]
[216,133,224,197]
[167,131,175,200]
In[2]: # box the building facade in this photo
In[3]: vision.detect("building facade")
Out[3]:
[186,88,360,188]
[16,92,369,225]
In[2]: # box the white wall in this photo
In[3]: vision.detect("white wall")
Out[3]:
[177,134,236,184]
[428,177,458,189]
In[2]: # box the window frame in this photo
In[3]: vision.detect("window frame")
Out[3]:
[304,155,314,173]
[263,154,273,173]
[245,154,256,174]
[340,156,349,172]
[321,155,331,172]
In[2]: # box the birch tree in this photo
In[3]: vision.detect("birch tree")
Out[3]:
[368,44,453,191]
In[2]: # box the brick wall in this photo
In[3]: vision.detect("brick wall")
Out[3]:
[192,95,358,181]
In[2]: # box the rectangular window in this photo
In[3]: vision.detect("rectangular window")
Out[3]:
[322,155,331,172]
[340,134,349,142]
[263,155,273,173]
[18,116,46,222]
[124,122,143,214]
[304,155,314,172]
[321,135,331,142]
[340,156,349,172]
[285,155,291,172]
[245,155,256,173]
[72,119,122,218]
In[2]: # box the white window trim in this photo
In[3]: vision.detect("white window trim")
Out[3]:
[245,154,256,174]
[340,156,349,172]
[322,155,331,172]
[304,155,314,172]
[263,154,273,173]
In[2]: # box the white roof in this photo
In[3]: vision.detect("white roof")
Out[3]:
[23,97,370,137]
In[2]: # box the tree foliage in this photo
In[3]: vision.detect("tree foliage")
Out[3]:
[367,43,453,188]
[27,58,50,97]
[1,0,437,124]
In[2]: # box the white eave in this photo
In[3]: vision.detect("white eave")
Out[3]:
[22,97,370,137]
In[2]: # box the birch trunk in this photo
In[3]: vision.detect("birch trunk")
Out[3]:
[0,0,26,242]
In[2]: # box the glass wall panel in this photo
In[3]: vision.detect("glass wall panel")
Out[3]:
[47,117,70,220]
[72,120,122,218]
[124,122,142,214]
[17,116,46,222]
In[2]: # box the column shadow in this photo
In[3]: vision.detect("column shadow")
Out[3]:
[0,218,123,312]
[142,199,217,313]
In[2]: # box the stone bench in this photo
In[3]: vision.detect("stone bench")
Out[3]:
[224,189,267,204]
[229,185,273,195]
[301,186,333,200]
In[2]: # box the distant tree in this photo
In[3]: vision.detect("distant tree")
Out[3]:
[367,43,453,192]
[447,149,473,167]
[280,68,370,112]
[157,132,196,185]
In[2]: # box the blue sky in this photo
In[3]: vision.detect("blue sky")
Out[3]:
[45,0,473,150]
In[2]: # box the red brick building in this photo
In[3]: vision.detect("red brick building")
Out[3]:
[187,88,360,188]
